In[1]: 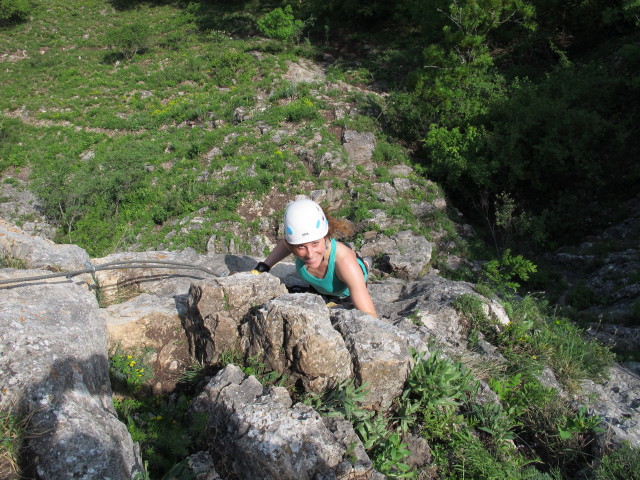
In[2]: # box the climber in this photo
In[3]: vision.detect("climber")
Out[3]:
[252,198,377,318]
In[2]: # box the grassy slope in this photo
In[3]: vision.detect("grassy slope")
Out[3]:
[2,2,635,479]
[0,0,452,260]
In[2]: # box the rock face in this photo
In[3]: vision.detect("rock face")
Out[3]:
[185,272,289,363]
[189,364,383,480]
[331,308,413,410]
[2,218,640,479]
[0,218,89,271]
[246,293,354,393]
[0,269,143,479]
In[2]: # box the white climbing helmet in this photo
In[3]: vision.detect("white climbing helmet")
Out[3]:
[283,198,329,244]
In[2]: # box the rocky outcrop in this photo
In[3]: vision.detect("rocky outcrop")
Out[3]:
[361,230,434,280]
[0,268,143,479]
[331,308,414,410]
[246,293,354,394]
[546,193,640,324]
[189,364,383,480]
[1,218,89,271]
[2,219,640,479]
[186,272,288,363]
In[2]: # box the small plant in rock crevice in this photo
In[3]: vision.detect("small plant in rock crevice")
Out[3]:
[0,407,28,480]
[0,253,27,269]
[109,346,154,393]
[109,347,208,479]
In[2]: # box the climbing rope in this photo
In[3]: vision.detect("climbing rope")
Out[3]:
[0,259,220,286]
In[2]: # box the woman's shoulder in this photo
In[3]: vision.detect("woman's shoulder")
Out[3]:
[333,240,357,263]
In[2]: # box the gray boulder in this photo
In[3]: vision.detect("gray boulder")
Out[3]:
[0,218,89,271]
[342,129,376,172]
[185,272,288,363]
[580,363,640,453]
[189,364,382,480]
[0,269,142,479]
[245,293,353,393]
[331,308,413,410]
[361,230,434,280]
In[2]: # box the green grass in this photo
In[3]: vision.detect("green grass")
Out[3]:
[2,2,631,478]
[0,407,28,480]
[1,0,455,258]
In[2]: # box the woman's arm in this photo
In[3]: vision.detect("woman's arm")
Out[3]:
[261,238,292,269]
[334,243,378,317]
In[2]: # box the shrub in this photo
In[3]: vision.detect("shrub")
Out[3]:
[105,22,151,60]
[0,0,30,23]
[207,49,256,87]
[257,5,303,43]
[480,249,537,298]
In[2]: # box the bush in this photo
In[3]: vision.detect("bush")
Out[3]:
[0,0,30,23]
[207,49,256,87]
[105,22,151,60]
[257,5,303,43]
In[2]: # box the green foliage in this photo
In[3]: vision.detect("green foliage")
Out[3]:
[496,296,615,391]
[303,380,414,478]
[207,49,256,87]
[239,355,287,387]
[372,140,409,165]
[405,350,476,409]
[109,347,154,393]
[257,5,304,43]
[303,378,371,422]
[557,406,602,440]
[0,407,28,479]
[0,0,30,23]
[595,442,640,480]
[281,97,320,123]
[114,393,206,478]
[480,249,537,297]
[362,426,414,479]
[105,22,151,60]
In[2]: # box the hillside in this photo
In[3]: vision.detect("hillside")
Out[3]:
[1,0,640,478]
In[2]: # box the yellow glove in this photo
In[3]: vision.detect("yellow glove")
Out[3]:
[252,262,270,275]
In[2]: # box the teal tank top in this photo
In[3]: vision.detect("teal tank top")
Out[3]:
[295,238,368,298]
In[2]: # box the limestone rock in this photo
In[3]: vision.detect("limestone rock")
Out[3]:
[331,308,413,410]
[342,130,376,171]
[103,293,191,393]
[0,269,142,479]
[189,364,382,480]
[580,364,640,453]
[246,293,353,392]
[361,230,434,280]
[185,272,288,363]
[92,248,222,306]
[0,218,89,271]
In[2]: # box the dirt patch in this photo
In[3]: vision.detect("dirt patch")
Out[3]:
[0,50,29,62]
[236,190,290,224]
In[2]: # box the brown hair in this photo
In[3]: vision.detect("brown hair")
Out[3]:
[327,213,355,239]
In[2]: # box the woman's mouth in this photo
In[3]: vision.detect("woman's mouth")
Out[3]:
[305,256,321,266]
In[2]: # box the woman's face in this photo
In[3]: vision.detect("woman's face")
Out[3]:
[289,238,326,269]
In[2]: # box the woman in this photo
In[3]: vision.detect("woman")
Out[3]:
[252,198,377,317]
